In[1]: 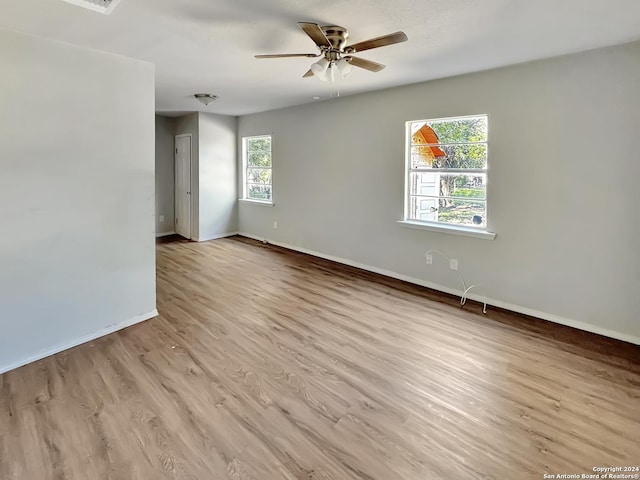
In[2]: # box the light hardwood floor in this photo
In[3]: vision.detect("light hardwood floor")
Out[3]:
[1,236,639,479]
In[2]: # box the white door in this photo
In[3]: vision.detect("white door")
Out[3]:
[175,135,192,239]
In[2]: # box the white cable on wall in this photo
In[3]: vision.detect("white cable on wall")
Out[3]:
[424,249,487,314]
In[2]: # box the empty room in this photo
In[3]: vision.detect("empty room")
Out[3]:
[1,0,639,479]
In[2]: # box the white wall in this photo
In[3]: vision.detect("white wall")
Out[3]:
[175,113,199,239]
[155,115,176,236]
[198,112,238,240]
[0,30,157,372]
[238,41,640,344]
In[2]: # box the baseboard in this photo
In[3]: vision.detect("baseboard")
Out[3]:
[196,231,239,242]
[156,231,176,238]
[237,232,640,346]
[0,309,159,375]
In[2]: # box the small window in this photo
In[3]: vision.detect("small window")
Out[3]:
[405,115,488,228]
[242,135,272,202]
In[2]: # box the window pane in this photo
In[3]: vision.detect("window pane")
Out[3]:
[409,173,486,199]
[438,198,486,227]
[411,116,487,145]
[409,196,486,227]
[248,185,271,201]
[248,151,271,167]
[409,196,439,222]
[247,136,271,152]
[409,171,440,196]
[411,144,487,169]
[247,168,272,184]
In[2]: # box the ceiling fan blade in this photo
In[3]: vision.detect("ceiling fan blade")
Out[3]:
[298,22,331,48]
[346,56,386,72]
[303,69,314,78]
[347,31,408,53]
[255,53,319,58]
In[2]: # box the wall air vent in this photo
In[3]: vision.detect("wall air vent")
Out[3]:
[60,0,123,15]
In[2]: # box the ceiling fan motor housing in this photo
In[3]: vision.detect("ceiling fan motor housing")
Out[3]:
[321,26,349,52]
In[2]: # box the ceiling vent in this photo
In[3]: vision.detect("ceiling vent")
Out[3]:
[60,0,123,15]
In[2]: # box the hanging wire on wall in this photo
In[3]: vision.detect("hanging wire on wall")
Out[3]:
[424,249,488,314]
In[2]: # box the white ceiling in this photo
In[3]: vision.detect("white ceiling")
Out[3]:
[2,0,640,116]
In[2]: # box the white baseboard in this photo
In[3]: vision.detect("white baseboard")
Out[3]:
[237,232,640,346]
[156,231,175,238]
[0,309,159,375]
[196,231,239,242]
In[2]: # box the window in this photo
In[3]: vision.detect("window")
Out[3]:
[242,135,272,202]
[405,114,488,229]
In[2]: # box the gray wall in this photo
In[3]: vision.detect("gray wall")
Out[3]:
[155,115,176,235]
[0,30,157,372]
[198,112,238,240]
[175,113,199,239]
[238,41,640,343]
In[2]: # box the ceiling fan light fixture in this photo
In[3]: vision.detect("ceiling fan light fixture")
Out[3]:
[336,58,353,78]
[311,58,330,80]
[194,93,218,106]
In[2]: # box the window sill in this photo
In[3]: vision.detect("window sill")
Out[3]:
[397,220,496,240]
[238,199,274,207]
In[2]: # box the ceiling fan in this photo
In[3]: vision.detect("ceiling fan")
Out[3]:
[255,22,408,81]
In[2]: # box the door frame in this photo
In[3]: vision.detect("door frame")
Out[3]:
[174,133,193,240]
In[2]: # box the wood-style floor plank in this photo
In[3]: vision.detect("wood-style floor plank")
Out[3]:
[1,235,639,479]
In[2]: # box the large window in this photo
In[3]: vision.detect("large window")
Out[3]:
[405,115,488,228]
[242,135,272,202]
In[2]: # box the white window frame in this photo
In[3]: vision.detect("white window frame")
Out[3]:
[241,134,273,204]
[400,114,495,240]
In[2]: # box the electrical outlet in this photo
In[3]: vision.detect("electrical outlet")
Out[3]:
[449,259,458,271]
[425,254,433,265]
[273,221,278,229]
[159,215,164,223]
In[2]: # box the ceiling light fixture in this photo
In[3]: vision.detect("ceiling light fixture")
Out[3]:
[336,58,353,78]
[310,58,352,83]
[310,58,330,79]
[194,94,218,106]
